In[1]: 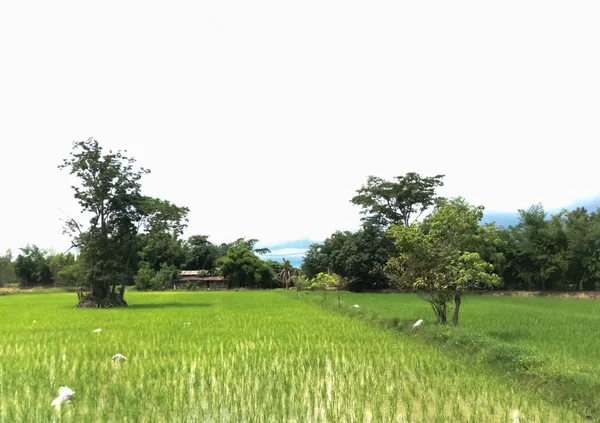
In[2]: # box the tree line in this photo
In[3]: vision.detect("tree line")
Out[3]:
[0,237,296,292]
[2,138,598,318]
[0,246,79,287]
[302,175,600,294]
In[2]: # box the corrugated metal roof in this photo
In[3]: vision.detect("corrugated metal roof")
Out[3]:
[180,270,201,276]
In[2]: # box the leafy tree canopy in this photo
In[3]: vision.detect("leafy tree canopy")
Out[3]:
[60,138,187,307]
[218,239,274,288]
[302,223,392,290]
[386,198,501,325]
[14,245,52,285]
[0,250,17,286]
[351,172,445,227]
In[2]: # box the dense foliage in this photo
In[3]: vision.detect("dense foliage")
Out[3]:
[386,198,501,325]
[302,223,393,290]
[501,204,600,291]
[305,174,600,294]
[0,250,17,286]
[4,162,600,301]
[217,239,276,289]
[350,172,445,226]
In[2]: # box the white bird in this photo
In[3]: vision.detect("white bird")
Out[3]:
[92,328,102,333]
[412,319,424,329]
[51,386,74,409]
[351,304,360,308]
[112,354,127,364]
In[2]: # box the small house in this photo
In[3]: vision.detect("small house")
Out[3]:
[174,271,229,289]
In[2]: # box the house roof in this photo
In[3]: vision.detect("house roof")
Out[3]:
[176,274,228,282]
[180,270,202,276]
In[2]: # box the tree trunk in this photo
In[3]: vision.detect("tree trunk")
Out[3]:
[77,279,127,308]
[439,304,447,324]
[430,301,440,323]
[431,297,447,324]
[452,294,462,326]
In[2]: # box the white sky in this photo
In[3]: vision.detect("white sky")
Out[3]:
[1,1,599,255]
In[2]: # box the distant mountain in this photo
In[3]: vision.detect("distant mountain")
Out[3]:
[483,195,600,228]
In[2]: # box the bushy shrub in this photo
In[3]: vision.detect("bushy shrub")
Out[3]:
[309,272,339,291]
[134,262,155,291]
[150,263,179,291]
[55,263,83,286]
[292,275,310,291]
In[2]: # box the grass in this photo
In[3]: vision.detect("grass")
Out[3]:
[296,290,600,419]
[0,291,588,422]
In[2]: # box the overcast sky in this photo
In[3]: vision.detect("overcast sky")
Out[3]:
[1,1,599,256]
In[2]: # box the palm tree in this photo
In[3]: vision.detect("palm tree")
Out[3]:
[279,259,294,290]
[232,238,271,255]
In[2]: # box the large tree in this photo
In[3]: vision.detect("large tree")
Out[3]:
[60,138,187,307]
[500,205,600,291]
[0,250,17,286]
[183,235,223,271]
[136,197,190,276]
[14,245,52,285]
[351,172,445,227]
[562,208,600,290]
[501,204,568,291]
[301,224,393,290]
[217,239,274,288]
[47,252,76,282]
[386,198,501,325]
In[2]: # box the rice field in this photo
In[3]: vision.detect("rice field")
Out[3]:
[0,291,588,422]
[311,292,600,379]
[297,291,600,419]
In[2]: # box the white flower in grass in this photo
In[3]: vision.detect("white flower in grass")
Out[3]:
[51,386,74,409]
[112,354,127,364]
[92,328,102,333]
[412,319,424,329]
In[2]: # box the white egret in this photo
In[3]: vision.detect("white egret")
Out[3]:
[51,386,74,409]
[412,319,424,329]
[92,328,102,333]
[112,354,127,364]
[351,304,360,308]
